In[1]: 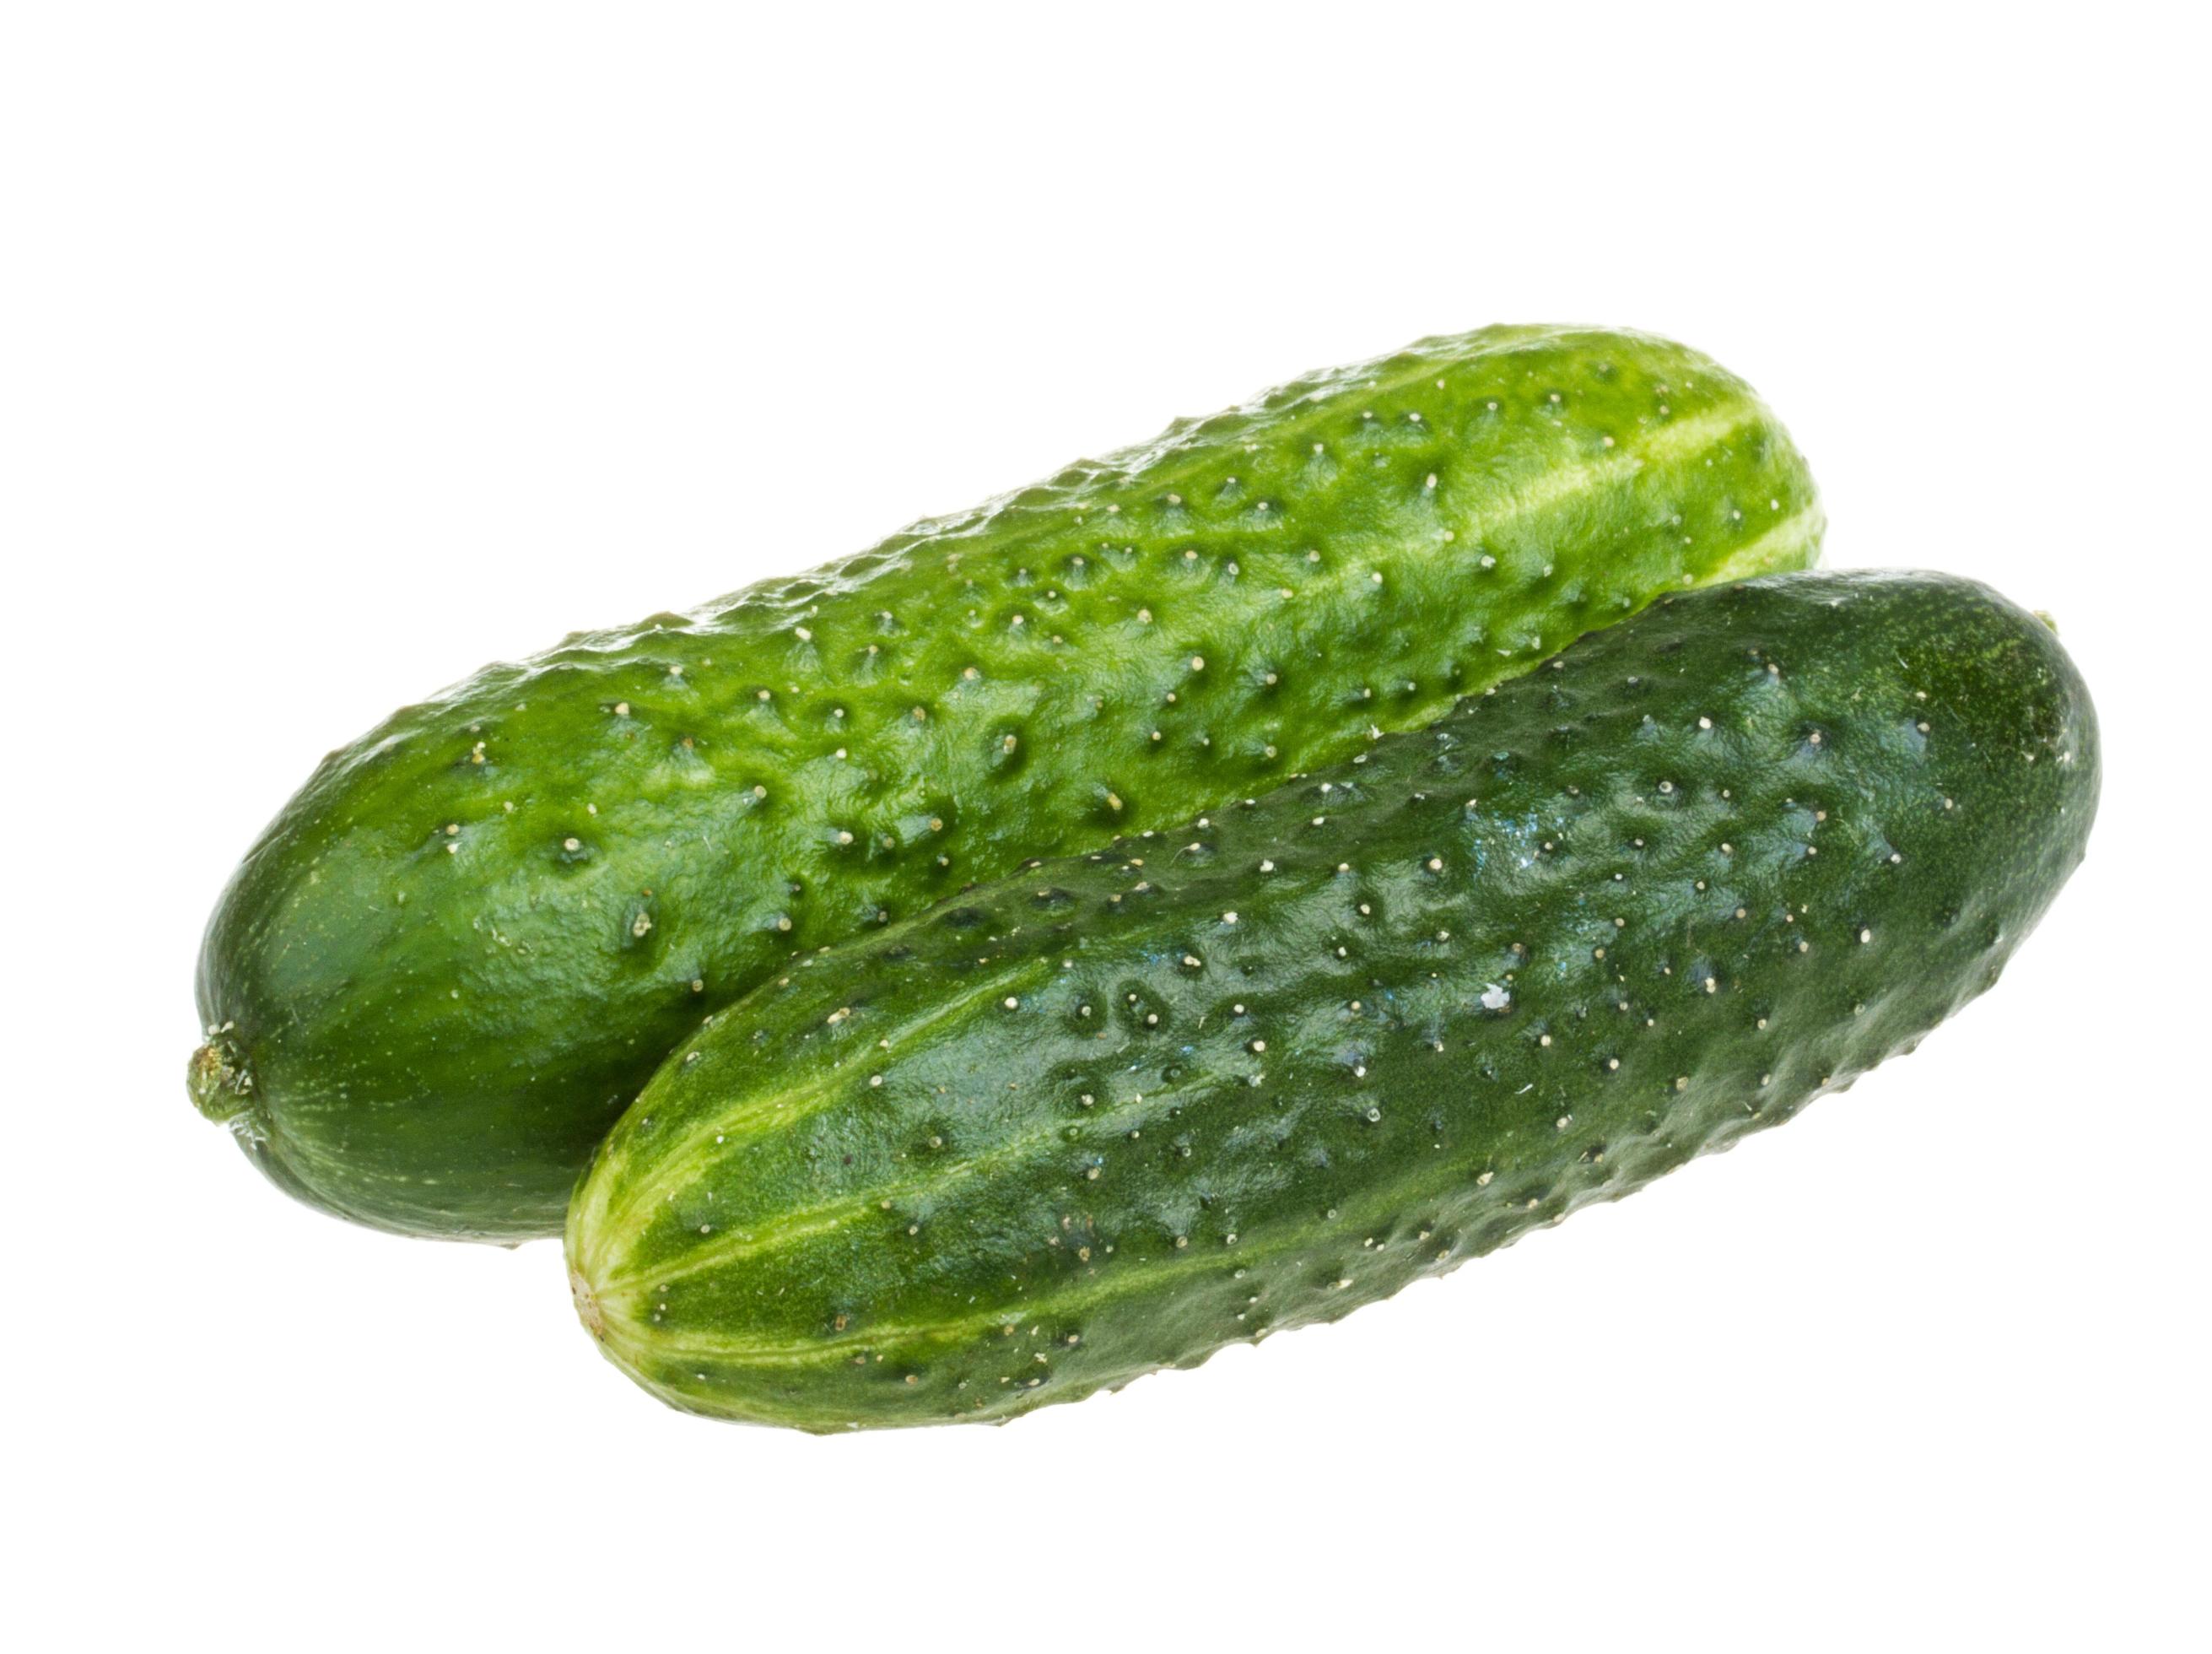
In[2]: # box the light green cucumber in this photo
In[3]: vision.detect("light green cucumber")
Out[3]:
[193,325,1821,1240]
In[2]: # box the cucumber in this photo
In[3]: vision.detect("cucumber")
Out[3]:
[192,325,1821,1240]
[566,571,2097,1431]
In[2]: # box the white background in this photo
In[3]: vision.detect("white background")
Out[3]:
[5,5,2204,1648]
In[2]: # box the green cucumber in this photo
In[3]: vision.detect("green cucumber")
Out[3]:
[192,325,1821,1240]
[567,571,2097,1431]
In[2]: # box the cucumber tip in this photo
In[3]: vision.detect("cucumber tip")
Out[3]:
[187,1031,254,1128]
[570,1268,607,1340]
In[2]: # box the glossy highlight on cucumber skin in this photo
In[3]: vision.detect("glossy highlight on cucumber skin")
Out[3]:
[569,571,2096,1431]
[193,324,1821,1241]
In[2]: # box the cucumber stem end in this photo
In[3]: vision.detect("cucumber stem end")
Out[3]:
[571,1268,607,1341]
[188,1033,254,1128]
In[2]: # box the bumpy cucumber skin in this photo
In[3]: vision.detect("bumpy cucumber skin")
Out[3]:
[194,325,1821,1240]
[568,572,2097,1431]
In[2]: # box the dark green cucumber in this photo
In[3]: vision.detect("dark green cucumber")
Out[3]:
[192,325,1821,1241]
[567,571,2097,1431]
